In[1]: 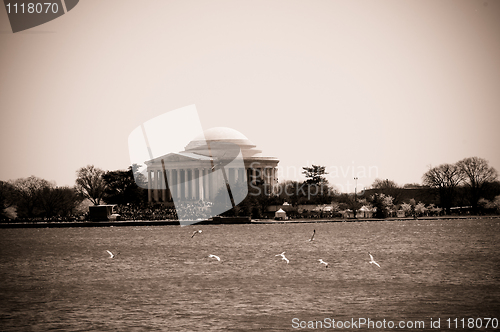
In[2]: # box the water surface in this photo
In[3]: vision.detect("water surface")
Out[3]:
[1,218,499,331]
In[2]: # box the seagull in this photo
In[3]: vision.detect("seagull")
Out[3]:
[318,259,329,268]
[275,251,289,264]
[308,229,316,242]
[191,230,202,238]
[208,254,221,261]
[106,250,117,258]
[369,253,381,267]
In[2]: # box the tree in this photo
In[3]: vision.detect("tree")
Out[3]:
[336,193,362,217]
[414,201,427,217]
[422,163,462,214]
[38,185,63,217]
[302,165,328,184]
[215,181,276,218]
[38,186,83,218]
[10,176,52,218]
[75,165,107,205]
[456,157,498,213]
[370,178,403,204]
[103,166,145,205]
[372,178,398,189]
[300,165,334,205]
[131,163,148,189]
[56,187,84,217]
[370,193,394,218]
[0,180,18,220]
[276,180,300,205]
[484,195,500,214]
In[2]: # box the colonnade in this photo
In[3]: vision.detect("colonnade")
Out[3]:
[147,166,278,202]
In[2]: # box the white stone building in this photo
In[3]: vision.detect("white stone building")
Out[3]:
[145,127,279,203]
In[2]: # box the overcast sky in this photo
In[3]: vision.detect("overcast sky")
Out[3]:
[1,0,499,193]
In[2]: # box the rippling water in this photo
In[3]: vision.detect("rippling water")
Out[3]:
[1,218,499,331]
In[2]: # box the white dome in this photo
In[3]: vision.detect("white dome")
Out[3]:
[196,127,252,143]
[185,127,257,152]
[182,127,280,161]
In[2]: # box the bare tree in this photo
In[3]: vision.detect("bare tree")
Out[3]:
[370,178,403,204]
[456,157,498,212]
[75,165,107,205]
[422,163,462,214]
[10,176,53,218]
[38,186,83,218]
[372,178,398,189]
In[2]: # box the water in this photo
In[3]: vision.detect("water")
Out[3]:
[1,218,499,331]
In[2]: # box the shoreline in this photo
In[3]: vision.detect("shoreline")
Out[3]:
[0,215,498,228]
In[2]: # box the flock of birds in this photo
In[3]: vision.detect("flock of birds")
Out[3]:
[270,231,381,269]
[105,228,382,269]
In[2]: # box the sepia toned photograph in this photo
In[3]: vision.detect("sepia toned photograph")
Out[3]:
[1,1,499,330]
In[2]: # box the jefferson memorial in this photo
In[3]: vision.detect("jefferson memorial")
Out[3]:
[145,127,279,203]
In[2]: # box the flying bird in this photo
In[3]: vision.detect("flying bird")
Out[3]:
[208,254,221,261]
[191,230,202,238]
[275,251,289,264]
[369,253,381,267]
[308,229,316,242]
[318,259,329,268]
[106,250,117,258]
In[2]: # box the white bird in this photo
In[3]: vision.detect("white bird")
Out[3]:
[106,250,117,258]
[369,253,381,267]
[191,230,202,238]
[208,254,221,261]
[318,259,329,268]
[308,229,316,242]
[275,251,289,264]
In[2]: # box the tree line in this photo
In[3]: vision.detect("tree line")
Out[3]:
[1,156,499,221]
[422,157,499,214]
[214,158,500,218]
[0,165,147,221]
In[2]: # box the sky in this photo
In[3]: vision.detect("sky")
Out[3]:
[1,0,499,193]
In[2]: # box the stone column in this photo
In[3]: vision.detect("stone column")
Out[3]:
[209,169,215,200]
[272,167,277,193]
[169,169,174,200]
[190,169,196,200]
[147,169,152,202]
[183,169,188,199]
[232,168,237,184]
[156,170,161,201]
[166,169,172,201]
[184,169,189,199]
[198,169,204,200]
[176,169,181,200]
[239,168,244,183]
[161,170,167,202]
[204,169,209,200]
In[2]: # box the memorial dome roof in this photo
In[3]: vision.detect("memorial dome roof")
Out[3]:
[185,127,255,150]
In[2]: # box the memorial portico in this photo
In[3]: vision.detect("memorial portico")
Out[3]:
[145,127,279,203]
